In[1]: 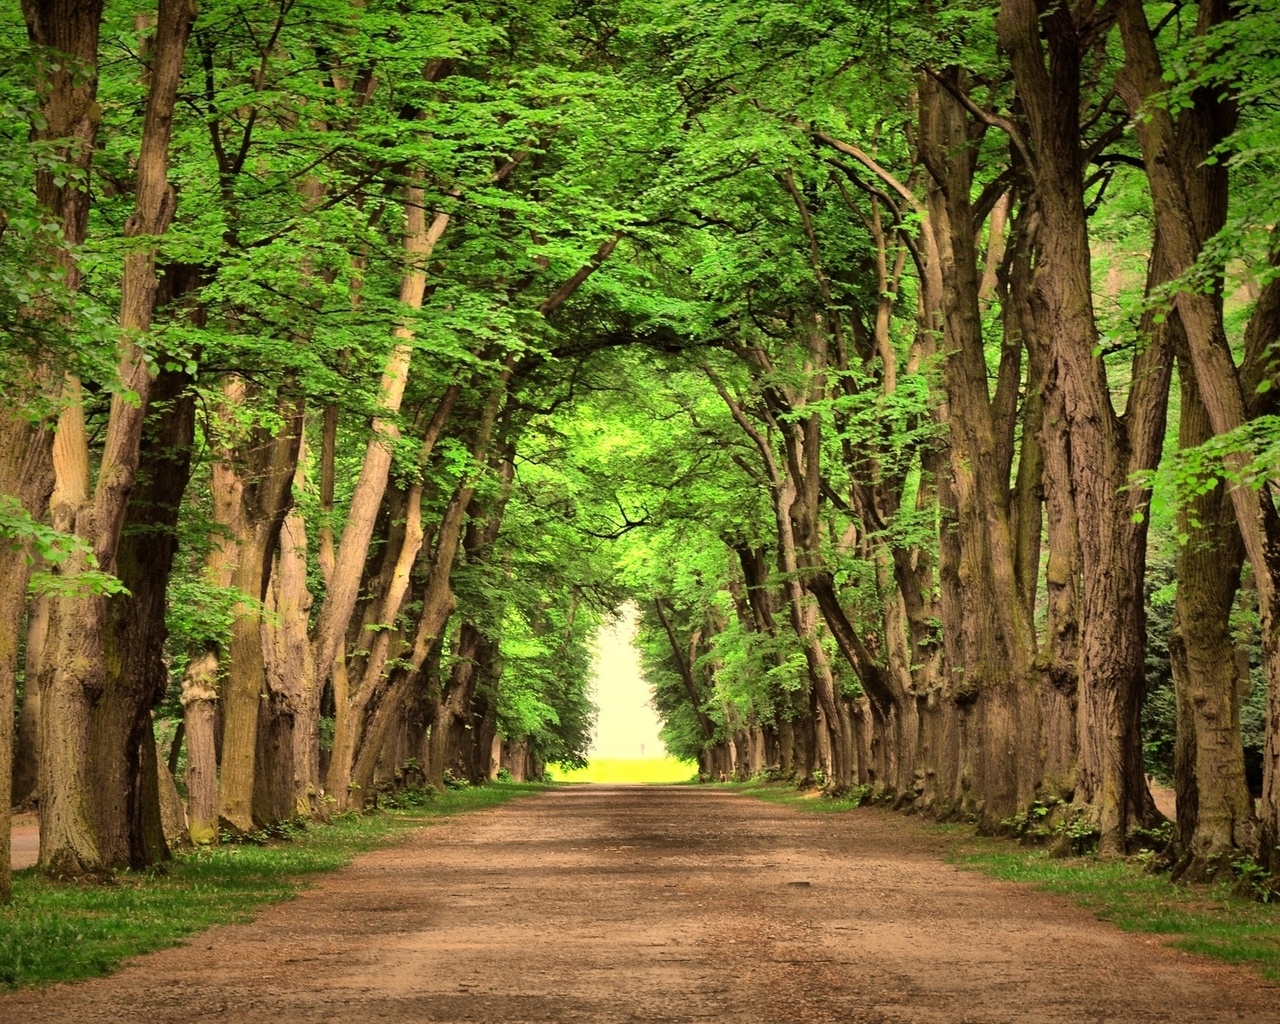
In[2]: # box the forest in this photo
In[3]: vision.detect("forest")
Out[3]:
[1,0,1278,905]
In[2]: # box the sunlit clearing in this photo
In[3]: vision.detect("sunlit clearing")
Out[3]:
[555,756,698,784]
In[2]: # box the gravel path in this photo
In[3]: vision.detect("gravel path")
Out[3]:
[1,785,1275,1023]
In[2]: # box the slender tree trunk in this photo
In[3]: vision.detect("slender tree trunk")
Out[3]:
[653,599,718,749]
[12,585,52,813]
[710,370,850,792]
[214,384,305,833]
[338,375,511,807]
[308,181,455,679]
[325,484,424,810]
[424,623,487,791]
[180,651,219,844]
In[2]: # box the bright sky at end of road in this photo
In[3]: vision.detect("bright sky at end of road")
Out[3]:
[588,602,668,759]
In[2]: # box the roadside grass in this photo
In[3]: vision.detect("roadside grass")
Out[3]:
[947,834,1280,981]
[731,780,1280,981]
[554,756,697,784]
[0,781,545,990]
[726,778,871,812]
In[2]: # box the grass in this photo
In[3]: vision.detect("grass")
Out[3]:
[0,781,545,990]
[726,778,872,812]
[553,756,697,784]
[947,832,1280,981]
[731,779,1280,981]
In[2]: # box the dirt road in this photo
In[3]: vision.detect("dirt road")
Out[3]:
[1,786,1275,1023]
[9,812,38,871]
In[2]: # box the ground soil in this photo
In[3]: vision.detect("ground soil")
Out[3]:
[9,812,37,871]
[2,786,1276,1023]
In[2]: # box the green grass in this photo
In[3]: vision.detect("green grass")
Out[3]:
[0,781,545,989]
[726,778,872,812]
[553,756,697,784]
[732,780,1280,981]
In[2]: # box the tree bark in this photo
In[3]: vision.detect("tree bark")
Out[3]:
[1114,0,1280,865]
[653,598,718,746]
[339,374,512,808]
[1000,0,1170,850]
[0,417,55,899]
[14,0,105,884]
[213,382,305,834]
[325,482,425,809]
[1170,353,1258,880]
[308,180,456,680]
[35,0,194,876]
[180,651,220,844]
[94,368,195,868]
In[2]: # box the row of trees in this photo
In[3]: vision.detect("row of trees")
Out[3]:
[612,0,1280,881]
[0,0,648,895]
[1,0,1278,901]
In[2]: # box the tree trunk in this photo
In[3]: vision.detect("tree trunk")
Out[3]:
[35,0,194,876]
[308,177,456,679]
[325,486,425,810]
[180,651,219,844]
[0,416,55,899]
[918,69,1039,825]
[1001,0,1170,850]
[1169,362,1258,878]
[11,591,50,810]
[16,0,104,883]
[1112,0,1280,867]
[261,454,318,821]
[94,368,195,868]
[213,383,305,834]
[337,383,510,808]
[653,598,718,750]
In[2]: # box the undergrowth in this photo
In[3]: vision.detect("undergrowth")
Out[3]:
[733,780,1280,981]
[0,781,545,989]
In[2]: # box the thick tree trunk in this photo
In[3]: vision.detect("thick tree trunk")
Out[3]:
[0,416,55,899]
[94,369,194,868]
[1014,221,1081,802]
[1169,364,1258,878]
[1001,0,1170,850]
[1114,0,1280,867]
[17,0,104,882]
[918,70,1040,825]
[35,0,194,876]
